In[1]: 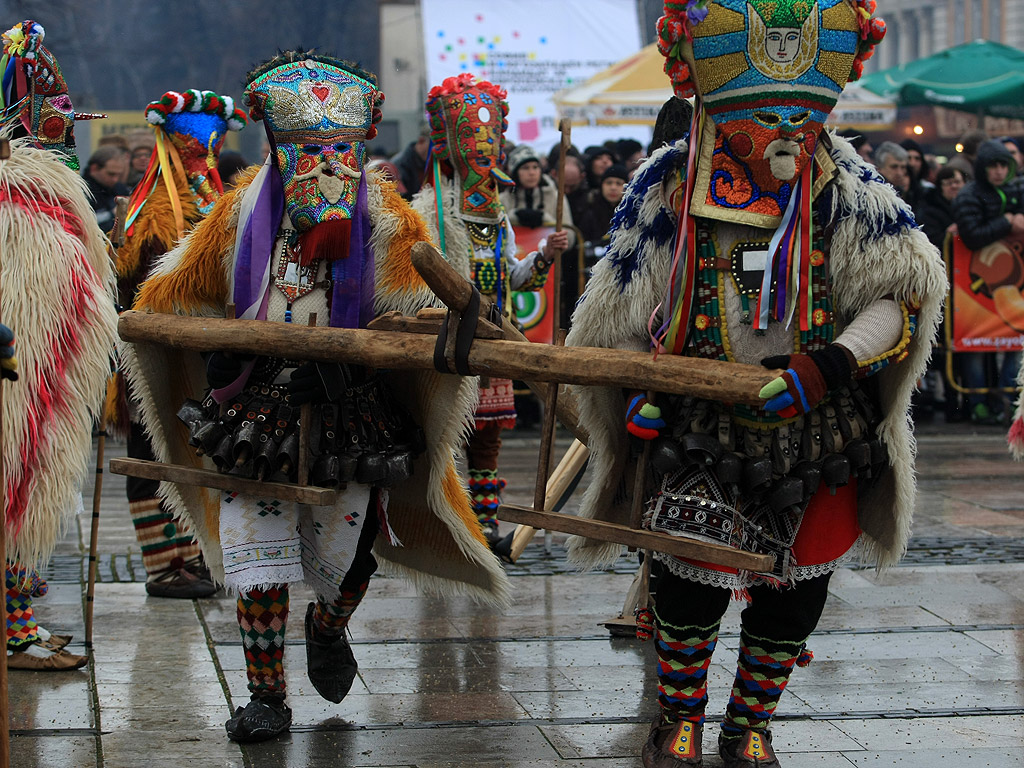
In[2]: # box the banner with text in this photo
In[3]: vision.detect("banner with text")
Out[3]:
[421,0,644,152]
[949,233,1024,352]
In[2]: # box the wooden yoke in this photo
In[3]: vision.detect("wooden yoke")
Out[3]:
[112,240,779,567]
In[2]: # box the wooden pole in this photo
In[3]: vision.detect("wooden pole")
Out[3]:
[0,134,11,768]
[551,118,571,340]
[297,313,317,487]
[532,329,566,511]
[85,196,129,648]
[117,311,777,407]
[84,433,104,648]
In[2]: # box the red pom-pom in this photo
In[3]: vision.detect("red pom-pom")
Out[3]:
[635,608,655,642]
[797,648,814,667]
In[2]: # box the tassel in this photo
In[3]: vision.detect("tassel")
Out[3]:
[796,647,814,667]
[634,607,655,642]
[298,218,351,265]
[1008,416,1024,452]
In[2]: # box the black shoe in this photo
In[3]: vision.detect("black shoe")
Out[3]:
[304,602,358,703]
[225,695,292,743]
[719,729,780,768]
[642,715,704,767]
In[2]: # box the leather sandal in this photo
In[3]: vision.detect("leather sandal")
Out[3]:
[719,729,781,768]
[641,715,704,767]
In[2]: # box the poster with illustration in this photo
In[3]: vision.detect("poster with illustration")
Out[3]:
[949,233,1024,352]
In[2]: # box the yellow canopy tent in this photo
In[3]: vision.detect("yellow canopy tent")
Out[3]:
[553,43,895,130]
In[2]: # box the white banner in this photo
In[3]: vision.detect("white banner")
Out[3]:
[421,0,646,153]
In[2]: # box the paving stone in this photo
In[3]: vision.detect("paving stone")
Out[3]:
[10,734,97,768]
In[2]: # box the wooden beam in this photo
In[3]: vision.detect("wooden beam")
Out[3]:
[366,311,504,339]
[109,458,339,506]
[117,312,775,406]
[497,504,776,572]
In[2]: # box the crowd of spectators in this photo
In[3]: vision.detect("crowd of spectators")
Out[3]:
[841,127,1024,424]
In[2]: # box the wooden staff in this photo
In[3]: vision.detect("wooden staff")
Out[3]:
[85,197,127,648]
[0,134,11,768]
[297,313,317,487]
[531,119,573,513]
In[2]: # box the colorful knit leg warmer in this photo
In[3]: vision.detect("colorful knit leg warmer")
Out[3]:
[238,585,290,696]
[467,468,505,527]
[313,578,370,638]
[722,629,806,740]
[654,607,721,725]
[129,497,202,577]
[6,564,45,649]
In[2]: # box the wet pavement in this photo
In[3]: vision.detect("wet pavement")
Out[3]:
[13,418,1024,767]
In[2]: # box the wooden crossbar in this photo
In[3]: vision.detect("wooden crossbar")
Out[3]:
[498,504,775,572]
[109,458,339,506]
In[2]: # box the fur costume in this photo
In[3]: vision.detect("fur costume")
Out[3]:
[565,134,946,574]
[123,160,510,607]
[0,136,119,568]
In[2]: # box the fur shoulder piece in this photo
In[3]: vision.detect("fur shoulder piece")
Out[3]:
[116,164,201,284]
[133,178,246,316]
[367,171,441,317]
[603,140,686,291]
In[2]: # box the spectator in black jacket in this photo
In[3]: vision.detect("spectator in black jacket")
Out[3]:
[918,166,965,249]
[82,146,130,233]
[578,164,628,245]
[953,139,1024,251]
[390,123,430,200]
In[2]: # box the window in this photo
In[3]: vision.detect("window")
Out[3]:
[953,2,965,45]
[989,0,1003,42]
[971,0,984,40]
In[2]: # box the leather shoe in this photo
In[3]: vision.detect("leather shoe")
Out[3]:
[304,602,358,703]
[641,715,703,767]
[225,694,291,742]
[7,645,88,671]
[719,729,781,768]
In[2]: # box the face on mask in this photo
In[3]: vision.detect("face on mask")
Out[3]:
[427,74,513,222]
[276,137,367,231]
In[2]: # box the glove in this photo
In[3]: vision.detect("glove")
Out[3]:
[287,362,347,405]
[759,345,855,418]
[206,352,246,389]
[514,207,544,228]
[626,393,664,440]
[0,323,17,382]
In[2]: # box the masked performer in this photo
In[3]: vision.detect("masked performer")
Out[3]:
[411,73,567,545]
[0,20,119,670]
[122,52,509,743]
[563,3,945,765]
[110,90,246,598]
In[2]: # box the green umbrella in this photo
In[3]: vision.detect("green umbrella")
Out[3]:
[859,40,1024,120]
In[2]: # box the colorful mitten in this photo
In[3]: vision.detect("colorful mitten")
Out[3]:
[626,393,665,440]
[759,345,854,418]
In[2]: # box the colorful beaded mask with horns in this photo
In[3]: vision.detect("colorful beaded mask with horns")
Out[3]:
[658,0,885,222]
[144,90,247,214]
[0,20,104,170]
[425,73,514,223]
[245,54,384,235]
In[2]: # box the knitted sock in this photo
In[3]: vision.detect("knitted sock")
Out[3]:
[467,468,505,528]
[654,607,720,725]
[313,578,370,638]
[238,585,290,696]
[129,497,202,577]
[6,564,40,650]
[722,629,805,740]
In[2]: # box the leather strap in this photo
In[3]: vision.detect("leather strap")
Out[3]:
[433,286,482,375]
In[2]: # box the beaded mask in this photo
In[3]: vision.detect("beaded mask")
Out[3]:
[0,20,103,170]
[426,73,513,224]
[245,55,384,236]
[144,90,247,214]
[658,0,885,225]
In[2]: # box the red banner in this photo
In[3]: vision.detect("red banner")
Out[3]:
[511,225,556,344]
[949,233,1024,352]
